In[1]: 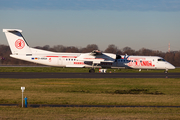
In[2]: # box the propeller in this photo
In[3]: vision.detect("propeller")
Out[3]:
[124,54,129,60]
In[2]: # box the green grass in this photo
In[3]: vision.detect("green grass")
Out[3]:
[0,107,180,120]
[0,67,179,73]
[0,78,180,106]
[1,78,180,119]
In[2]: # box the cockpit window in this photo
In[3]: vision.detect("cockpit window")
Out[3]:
[158,59,166,62]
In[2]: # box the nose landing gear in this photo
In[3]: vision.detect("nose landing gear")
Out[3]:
[165,69,168,78]
[164,69,168,74]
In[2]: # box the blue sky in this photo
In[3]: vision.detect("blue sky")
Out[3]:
[0,0,180,52]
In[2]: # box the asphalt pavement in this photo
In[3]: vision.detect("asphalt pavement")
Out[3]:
[0,72,179,78]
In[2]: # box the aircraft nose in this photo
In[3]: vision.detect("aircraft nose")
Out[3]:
[171,65,175,69]
[168,63,175,70]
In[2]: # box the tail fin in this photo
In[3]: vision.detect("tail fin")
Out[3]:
[3,29,31,55]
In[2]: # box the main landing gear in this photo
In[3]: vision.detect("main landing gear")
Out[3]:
[89,63,97,73]
[89,68,95,73]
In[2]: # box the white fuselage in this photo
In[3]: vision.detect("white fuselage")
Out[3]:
[10,48,175,70]
[3,29,175,71]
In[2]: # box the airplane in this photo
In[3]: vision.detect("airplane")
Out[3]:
[3,29,175,73]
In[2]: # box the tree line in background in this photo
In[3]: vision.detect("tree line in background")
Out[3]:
[0,44,180,66]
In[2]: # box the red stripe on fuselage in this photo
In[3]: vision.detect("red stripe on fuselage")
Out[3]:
[46,56,58,57]
[74,62,84,65]
[84,58,104,60]
[45,56,77,58]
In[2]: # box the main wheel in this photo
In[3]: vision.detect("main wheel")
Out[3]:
[89,69,95,73]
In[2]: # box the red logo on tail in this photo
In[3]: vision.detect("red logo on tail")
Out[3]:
[15,39,25,49]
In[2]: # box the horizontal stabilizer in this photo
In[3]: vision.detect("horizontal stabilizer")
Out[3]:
[3,29,22,33]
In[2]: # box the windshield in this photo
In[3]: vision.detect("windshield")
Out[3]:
[158,59,166,62]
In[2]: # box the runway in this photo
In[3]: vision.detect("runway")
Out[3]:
[0,72,179,78]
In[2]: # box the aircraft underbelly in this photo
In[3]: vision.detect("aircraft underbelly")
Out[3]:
[131,66,155,69]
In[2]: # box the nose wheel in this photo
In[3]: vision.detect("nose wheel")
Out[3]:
[89,68,95,73]
[164,69,168,78]
[164,69,168,74]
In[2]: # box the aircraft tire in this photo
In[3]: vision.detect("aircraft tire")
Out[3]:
[89,69,95,73]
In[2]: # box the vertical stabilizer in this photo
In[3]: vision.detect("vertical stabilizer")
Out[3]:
[3,29,31,55]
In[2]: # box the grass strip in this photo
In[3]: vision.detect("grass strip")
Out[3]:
[0,107,180,119]
[1,77,180,119]
[0,78,180,106]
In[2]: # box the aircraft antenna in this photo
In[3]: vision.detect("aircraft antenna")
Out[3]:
[168,42,170,53]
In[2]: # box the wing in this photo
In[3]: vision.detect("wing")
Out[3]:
[77,50,115,64]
